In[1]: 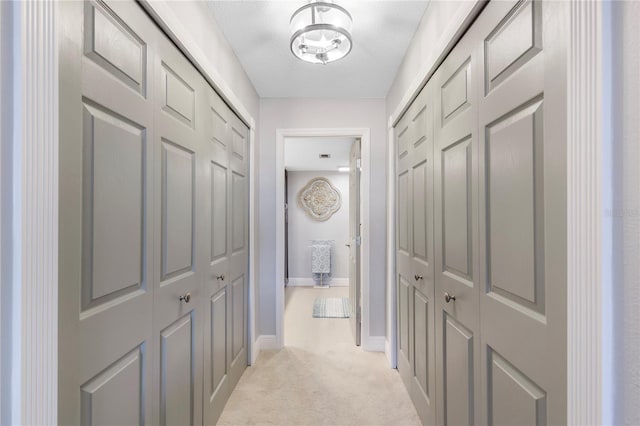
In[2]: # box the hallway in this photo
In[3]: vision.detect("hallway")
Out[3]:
[218,287,420,425]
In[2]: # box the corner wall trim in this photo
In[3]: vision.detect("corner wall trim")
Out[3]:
[6,1,59,424]
[567,1,604,425]
[384,339,396,368]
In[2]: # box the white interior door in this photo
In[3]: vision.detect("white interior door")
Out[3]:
[477,1,566,423]
[433,18,481,426]
[202,89,232,424]
[395,84,436,425]
[59,1,250,424]
[58,1,157,423]
[225,108,250,393]
[152,31,204,426]
[348,138,361,346]
[202,86,249,425]
[396,1,567,424]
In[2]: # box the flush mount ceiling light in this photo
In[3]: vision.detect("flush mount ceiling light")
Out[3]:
[290,1,353,65]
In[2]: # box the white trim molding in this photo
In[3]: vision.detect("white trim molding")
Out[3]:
[567,1,605,425]
[251,335,279,364]
[5,1,59,424]
[275,128,371,350]
[385,119,397,369]
[362,336,385,353]
[249,124,258,366]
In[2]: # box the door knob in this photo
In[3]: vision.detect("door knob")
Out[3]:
[414,274,423,281]
[216,274,225,281]
[179,292,191,303]
[444,292,456,303]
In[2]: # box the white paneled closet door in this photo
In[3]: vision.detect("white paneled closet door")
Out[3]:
[203,89,233,424]
[152,30,204,426]
[477,1,566,424]
[58,1,157,424]
[59,1,250,424]
[395,84,436,426]
[395,0,567,424]
[433,12,481,426]
[202,87,250,425]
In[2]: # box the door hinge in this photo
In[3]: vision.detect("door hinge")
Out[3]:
[355,236,362,246]
[356,158,361,169]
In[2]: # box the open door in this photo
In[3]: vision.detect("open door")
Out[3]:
[348,138,362,345]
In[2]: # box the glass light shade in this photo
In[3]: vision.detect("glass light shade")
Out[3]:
[290,1,352,65]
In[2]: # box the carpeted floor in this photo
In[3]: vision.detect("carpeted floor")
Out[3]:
[217,286,421,426]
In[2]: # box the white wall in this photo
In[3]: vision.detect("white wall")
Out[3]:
[611,2,640,423]
[287,171,349,282]
[259,98,387,337]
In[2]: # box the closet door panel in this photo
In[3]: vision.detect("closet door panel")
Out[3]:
[413,289,430,399]
[442,137,472,280]
[202,90,232,425]
[58,1,157,424]
[227,114,249,390]
[161,141,195,278]
[211,162,228,262]
[203,90,249,424]
[83,0,147,95]
[433,15,482,426]
[210,289,228,395]
[478,1,566,424]
[443,315,474,426]
[160,314,195,426]
[80,346,145,426]
[395,85,436,426]
[152,33,203,426]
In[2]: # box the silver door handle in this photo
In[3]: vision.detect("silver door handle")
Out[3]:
[414,274,423,281]
[179,292,191,303]
[216,274,225,281]
[444,292,456,303]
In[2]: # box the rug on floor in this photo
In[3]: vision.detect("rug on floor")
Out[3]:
[312,297,350,318]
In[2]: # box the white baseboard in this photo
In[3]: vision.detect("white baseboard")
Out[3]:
[287,277,349,287]
[385,339,396,368]
[251,334,279,364]
[363,335,386,352]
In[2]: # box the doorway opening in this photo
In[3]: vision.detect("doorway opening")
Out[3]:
[275,128,371,350]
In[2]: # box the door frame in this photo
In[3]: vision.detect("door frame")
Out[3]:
[274,128,371,349]
[386,1,609,424]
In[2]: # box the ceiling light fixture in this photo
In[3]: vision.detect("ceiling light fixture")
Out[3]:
[290,1,353,65]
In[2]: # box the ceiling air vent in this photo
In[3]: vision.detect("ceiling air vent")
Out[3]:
[319,154,331,159]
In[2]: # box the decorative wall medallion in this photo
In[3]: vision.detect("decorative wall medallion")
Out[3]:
[297,177,342,221]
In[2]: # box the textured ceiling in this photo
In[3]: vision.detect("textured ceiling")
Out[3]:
[208,1,429,98]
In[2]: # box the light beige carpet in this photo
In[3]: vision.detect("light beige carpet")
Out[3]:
[217,286,421,426]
